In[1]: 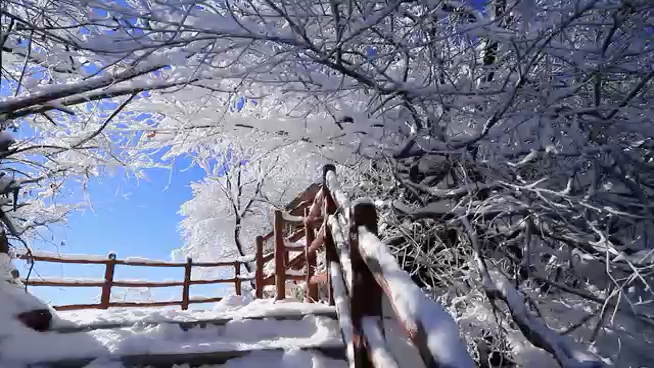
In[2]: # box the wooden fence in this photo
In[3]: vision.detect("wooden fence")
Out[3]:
[256,165,475,368]
[17,252,251,311]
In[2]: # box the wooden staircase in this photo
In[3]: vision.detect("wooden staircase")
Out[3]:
[22,307,346,367]
[9,165,475,368]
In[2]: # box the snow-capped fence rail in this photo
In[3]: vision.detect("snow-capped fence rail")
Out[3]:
[16,252,252,311]
[255,164,475,368]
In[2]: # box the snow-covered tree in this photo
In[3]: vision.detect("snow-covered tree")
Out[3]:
[174,132,321,273]
[3,0,654,364]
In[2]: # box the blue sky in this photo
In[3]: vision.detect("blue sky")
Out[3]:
[13,157,232,308]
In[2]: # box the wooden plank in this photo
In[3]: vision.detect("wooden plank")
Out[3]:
[234,261,241,296]
[26,278,236,288]
[305,208,319,302]
[351,201,383,368]
[110,300,183,308]
[100,254,116,309]
[16,254,109,264]
[23,279,105,287]
[114,259,240,267]
[274,210,285,300]
[53,304,103,311]
[188,296,223,305]
[15,253,247,267]
[181,258,192,310]
[190,277,238,285]
[286,228,305,242]
[256,236,264,298]
[285,243,305,252]
[262,252,274,263]
[111,280,185,288]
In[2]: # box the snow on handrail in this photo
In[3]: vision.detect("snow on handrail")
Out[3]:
[281,211,304,223]
[361,316,401,368]
[324,169,351,218]
[16,251,252,266]
[357,227,475,368]
[329,254,356,367]
[322,165,474,368]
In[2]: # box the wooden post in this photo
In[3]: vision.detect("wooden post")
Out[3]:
[351,200,381,368]
[255,236,264,298]
[274,210,286,300]
[324,224,337,306]
[304,209,318,302]
[322,164,337,213]
[181,257,192,310]
[322,165,338,306]
[100,253,116,309]
[234,261,242,296]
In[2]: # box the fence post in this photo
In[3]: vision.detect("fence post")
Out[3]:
[351,200,382,368]
[255,236,264,298]
[274,210,286,300]
[100,253,116,309]
[181,257,192,310]
[304,208,318,302]
[324,222,337,307]
[234,261,242,296]
[322,164,337,214]
[322,164,337,306]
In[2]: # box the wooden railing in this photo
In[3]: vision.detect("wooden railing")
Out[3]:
[17,252,251,311]
[255,165,475,368]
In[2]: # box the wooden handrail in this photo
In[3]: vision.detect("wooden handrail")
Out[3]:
[16,252,251,267]
[321,165,474,368]
[19,252,244,311]
[250,165,474,368]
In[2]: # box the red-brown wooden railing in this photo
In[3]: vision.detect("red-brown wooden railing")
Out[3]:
[17,252,251,311]
[253,165,475,368]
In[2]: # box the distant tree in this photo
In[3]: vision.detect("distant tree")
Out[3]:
[174,133,320,278]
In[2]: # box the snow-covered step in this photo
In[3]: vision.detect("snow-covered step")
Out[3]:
[30,344,345,368]
[54,309,338,333]
[2,314,345,367]
[152,349,345,368]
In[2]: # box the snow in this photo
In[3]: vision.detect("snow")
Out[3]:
[361,317,399,368]
[0,296,344,367]
[492,274,602,368]
[160,349,346,368]
[54,297,338,327]
[18,250,110,262]
[286,270,306,276]
[328,261,354,367]
[0,254,62,344]
[357,227,475,368]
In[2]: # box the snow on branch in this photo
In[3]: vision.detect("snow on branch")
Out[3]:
[460,217,602,368]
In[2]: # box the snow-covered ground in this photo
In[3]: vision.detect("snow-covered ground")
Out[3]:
[0,294,346,368]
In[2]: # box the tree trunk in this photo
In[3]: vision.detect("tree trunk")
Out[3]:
[233,216,255,289]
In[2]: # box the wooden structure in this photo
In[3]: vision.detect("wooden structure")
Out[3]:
[13,166,474,368]
[253,165,473,368]
[18,252,250,311]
